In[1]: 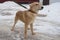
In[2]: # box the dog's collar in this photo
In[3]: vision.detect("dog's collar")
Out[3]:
[28,10,37,14]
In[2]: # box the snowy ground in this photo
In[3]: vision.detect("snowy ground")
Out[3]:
[0,1,60,40]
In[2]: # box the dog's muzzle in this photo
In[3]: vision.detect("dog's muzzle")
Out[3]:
[40,7,44,10]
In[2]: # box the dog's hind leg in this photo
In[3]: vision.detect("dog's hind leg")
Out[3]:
[30,23,35,35]
[11,16,18,31]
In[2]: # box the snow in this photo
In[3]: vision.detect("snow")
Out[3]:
[0,1,19,9]
[39,2,60,23]
[36,2,60,35]
[0,1,29,11]
[0,1,60,38]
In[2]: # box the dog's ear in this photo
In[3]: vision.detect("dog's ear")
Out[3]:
[30,3,33,8]
[30,2,39,8]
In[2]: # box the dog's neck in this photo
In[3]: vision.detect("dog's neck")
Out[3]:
[28,9,37,14]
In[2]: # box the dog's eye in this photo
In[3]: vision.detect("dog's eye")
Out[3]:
[36,4,38,5]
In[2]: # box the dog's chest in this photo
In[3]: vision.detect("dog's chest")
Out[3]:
[24,12,37,23]
[26,12,36,19]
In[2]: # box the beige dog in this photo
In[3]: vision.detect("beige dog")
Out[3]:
[11,2,44,38]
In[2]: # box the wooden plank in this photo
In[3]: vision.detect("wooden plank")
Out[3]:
[0,0,39,3]
[43,0,49,5]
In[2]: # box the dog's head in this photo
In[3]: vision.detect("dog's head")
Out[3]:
[30,2,43,11]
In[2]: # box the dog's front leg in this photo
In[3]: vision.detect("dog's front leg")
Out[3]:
[24,24,28,39]
[30,23,35,35]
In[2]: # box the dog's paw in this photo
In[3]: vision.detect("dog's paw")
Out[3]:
[11,29,14,31]
[24,36,28,39]
[32,33,36,35]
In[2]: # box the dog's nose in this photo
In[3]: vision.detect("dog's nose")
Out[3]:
[40,7,44,10]
[41,7,44,9]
